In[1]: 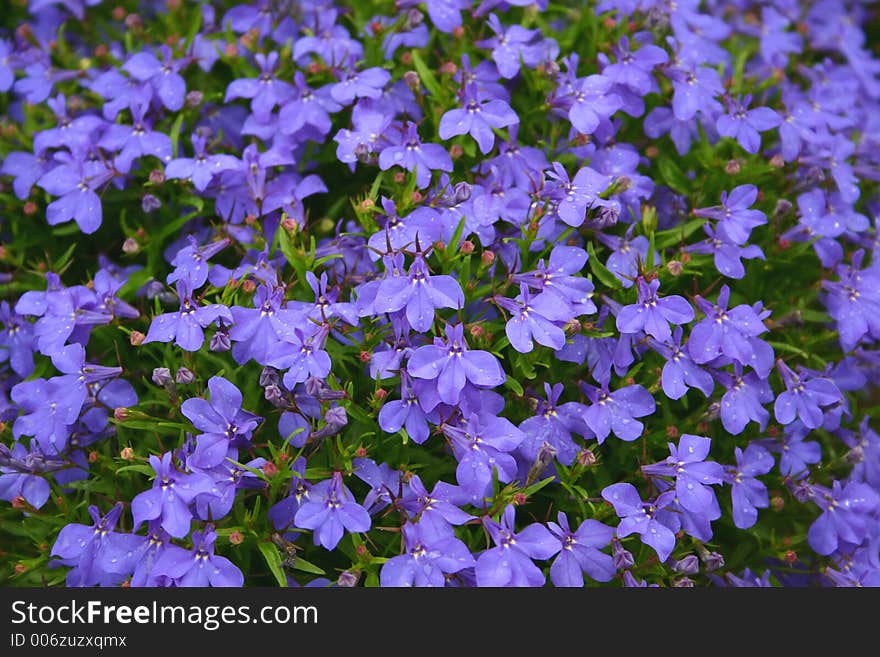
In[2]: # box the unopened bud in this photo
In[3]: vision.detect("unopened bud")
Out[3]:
[263,462,278,477]
[11,496,26,509]
[403,70,420,90]
[149,169,165,185]
[130,331,145,346]
[481,250,495,266]
[122,237,140,254]
[120,447,135,461]
[23,201,38,216]
[175,367,195,384]
[282,217,298,232]
[672,577,694,588]
[725,159,741,175]
[440,61,457,76]
[259,367,280,387]
[411,190,423,203]
[113,408,130,421]
[666,260,683,276]
[770,495,784,512]
[14,563,26,573]
[229,530,244,545]
[666,425,679,438]
[355,446,368,458]
[576,449,597,466]
[469,324,484,339]
[359,350,372,362]
[88,451,98,463]
[452,25,465,39]
[264,385,287,408]
[769,153,785,168]
[337,570,359,587]
[400,52,412,66]
[241,280,256,294]
[112,6,125,20]
[460,240,475,254]
[452,181,472,204]
[450,144,464,159]
[671,554,699,575]
[224,42,239,58]
[124,13,142,30]
[210,329,231,352]
[185,90,203,108]
[152,367,172,386]
[645,145,659,158]
[783,550,798,564]
[512,492,528,505]
[612,539,634,569]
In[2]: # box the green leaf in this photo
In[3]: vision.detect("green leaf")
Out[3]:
[504,376,524,397]
[113,464,156,477]
[258,542,288,587]
[656,156,690,195]
[587,241,622,289]
[410,50,443,100]
[291,557,326,576]
[169,112,186,158]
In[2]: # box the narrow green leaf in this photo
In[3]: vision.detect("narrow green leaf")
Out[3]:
[587,241,622,289]
[258,542,288,587]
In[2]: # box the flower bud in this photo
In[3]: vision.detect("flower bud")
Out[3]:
[725,159,741,175]
[122,237,140,254]
[450,144,464,159]
[453,181,472,204]
[264,385,288,408]
[88,451,98,463]
[113,408,130,422]
[403,70,420,90]
[481,250,495,266]
[259,367,280,388]
[175,367,195,384]
[612,538,634,569]
[152,367,172,386]
[210,329,231,352]
[185,90,203,108]
[129,331,145,346]
[672,576,694,588]
[241,279,256,294]
[120,447,135,461]
[23,201,38,216]
[666,260,683,276]
[576,449,597,466]
[671,554,699,575]
[460,240,475,254]
[337,571,359,587]
[263,462,278,477]
[229,530,244,545]
[149,169,165,185]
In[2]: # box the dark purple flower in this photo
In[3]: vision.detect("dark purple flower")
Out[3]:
[224,52,293,122]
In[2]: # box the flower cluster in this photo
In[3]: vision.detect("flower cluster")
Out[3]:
[1,0,879,588]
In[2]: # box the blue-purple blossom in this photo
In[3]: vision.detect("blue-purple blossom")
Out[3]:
[602,483,678,562]
[142,281,233,352]
[380,521,475,587]
[151,525,244,587]
[439,83,518,154]
[725,444,774,529]
[131,453,216,538]
[294,471,371,550]
[475,506,558,587]
[616,277,694,342]
[547,512,616,586]
[641,434,725,516]
[407,323,505,405]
